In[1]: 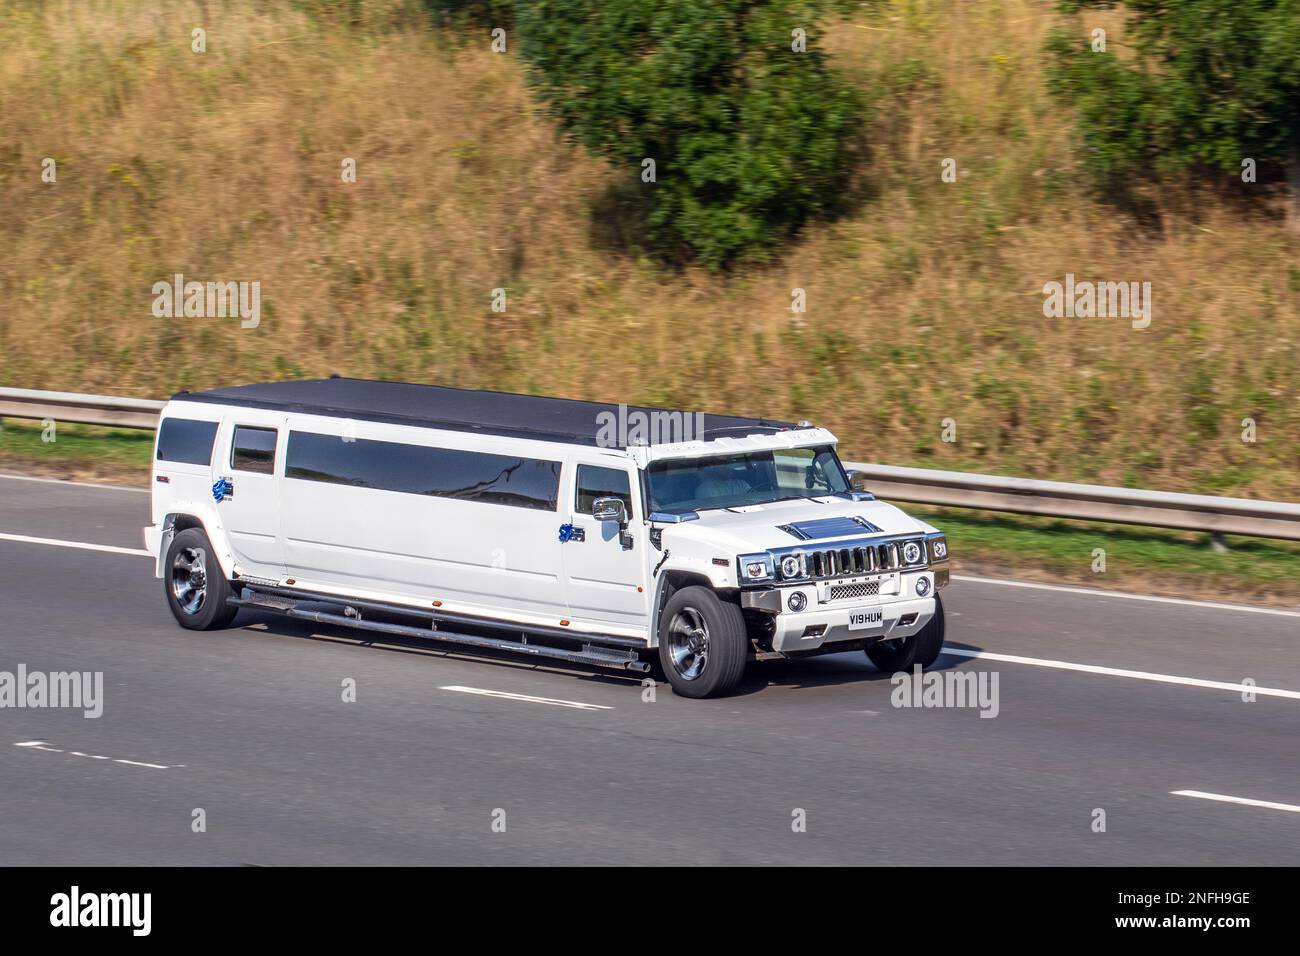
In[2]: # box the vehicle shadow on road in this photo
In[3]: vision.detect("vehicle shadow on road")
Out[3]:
[229,609,650,691]
[229,609,985,699]
[727,642,984,698]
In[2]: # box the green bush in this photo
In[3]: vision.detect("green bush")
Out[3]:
[1046,1,1300,185]
[515,0,864,268]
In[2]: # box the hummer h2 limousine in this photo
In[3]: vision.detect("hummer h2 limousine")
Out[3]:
[145,378,949,697]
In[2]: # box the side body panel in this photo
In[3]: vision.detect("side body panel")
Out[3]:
[276,413,571,627]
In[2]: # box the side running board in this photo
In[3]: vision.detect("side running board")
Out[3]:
[227,586,651,674]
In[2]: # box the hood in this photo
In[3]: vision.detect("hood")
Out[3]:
[658,496,934,554]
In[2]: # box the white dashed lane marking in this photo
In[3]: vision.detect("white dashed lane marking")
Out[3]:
[1171,790,1300,814]
[438,686,612,711]
[14,740,178,770]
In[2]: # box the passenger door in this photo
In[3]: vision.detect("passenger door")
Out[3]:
[561,461,649,632]
[215,420,285,579]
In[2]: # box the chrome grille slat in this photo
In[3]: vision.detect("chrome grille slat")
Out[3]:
[772,534,927,583]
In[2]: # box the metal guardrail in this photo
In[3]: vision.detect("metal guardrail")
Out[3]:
[843,462,1300,542]
[2,387,1297,541]
[0,387,164,430]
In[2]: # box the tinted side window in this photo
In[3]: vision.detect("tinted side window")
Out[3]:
[285,431,560,511]
[575,465,632,515]
[231,426,277,474]
[156,418,218,466]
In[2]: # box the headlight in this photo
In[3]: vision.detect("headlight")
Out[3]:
[902,541,924,565]
[779,554,803,579]
[738,553,773,583]
[929,535,948,561]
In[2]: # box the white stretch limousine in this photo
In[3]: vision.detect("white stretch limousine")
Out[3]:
[145,378,949,697]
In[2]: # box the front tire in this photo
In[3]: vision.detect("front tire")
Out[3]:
[165,527,239,630]
[657,586,748,698]
[865,594,945,672]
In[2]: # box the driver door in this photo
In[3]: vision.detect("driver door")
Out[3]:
[560,460,649,633]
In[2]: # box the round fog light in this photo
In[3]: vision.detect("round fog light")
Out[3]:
[787,591,807,612]
[915,575,932,597]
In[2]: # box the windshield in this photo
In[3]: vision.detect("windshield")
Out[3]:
[646,445,850,514]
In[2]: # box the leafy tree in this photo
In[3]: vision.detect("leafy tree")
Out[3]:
[515,0,863,267]
[1046,1,1300,206]
[422,0,515,29]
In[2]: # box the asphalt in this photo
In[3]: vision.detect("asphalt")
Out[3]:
[0,473,1296,865]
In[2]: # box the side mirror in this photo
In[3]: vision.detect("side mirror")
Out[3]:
[591,497,628,525]
[846,470,870,493]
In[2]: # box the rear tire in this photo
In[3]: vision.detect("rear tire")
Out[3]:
[164,527,239,630]
[865,594,945,672]
[657,586,748,698]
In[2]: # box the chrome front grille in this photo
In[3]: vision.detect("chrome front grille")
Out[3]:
[806,541,901,579]
[828,580,881,601]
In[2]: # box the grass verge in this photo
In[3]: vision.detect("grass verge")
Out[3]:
[0,418,154,485]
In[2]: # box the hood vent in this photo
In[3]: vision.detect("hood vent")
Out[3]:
[777,515,883,541]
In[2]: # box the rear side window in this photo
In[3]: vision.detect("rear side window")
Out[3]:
[575,465,632,516]
[156,418,218,466]
[231,426,277,474]
[285,431,561,511]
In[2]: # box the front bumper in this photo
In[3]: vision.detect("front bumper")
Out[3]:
[741,569,941,654]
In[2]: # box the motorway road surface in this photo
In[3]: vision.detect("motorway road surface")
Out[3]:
[0,473,1297,865]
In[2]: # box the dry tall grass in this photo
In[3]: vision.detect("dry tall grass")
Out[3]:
[1,0,1296,497]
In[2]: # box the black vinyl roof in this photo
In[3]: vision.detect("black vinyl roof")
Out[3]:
[172,377,796,448]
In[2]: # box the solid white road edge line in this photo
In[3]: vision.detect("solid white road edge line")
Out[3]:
[952,573,1300,619]
[0,473,148,493]
[438,686,612,711]
[0,531,149,557]
[941,646,1300,700]
[1171,790,1300,814]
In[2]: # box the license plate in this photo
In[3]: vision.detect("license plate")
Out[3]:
[847,607,884,630]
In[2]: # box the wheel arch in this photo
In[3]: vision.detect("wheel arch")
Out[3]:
[157,509,234,580]
[648,568,738,648]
